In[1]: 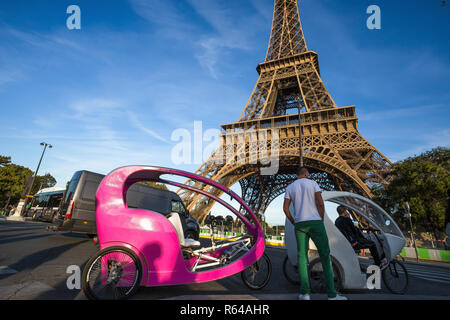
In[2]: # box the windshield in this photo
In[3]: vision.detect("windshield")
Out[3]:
[63,171,83,208]
[32,191,64,209]
[48,193,63,208]
[330,196,403,237]
[171,200,188,217]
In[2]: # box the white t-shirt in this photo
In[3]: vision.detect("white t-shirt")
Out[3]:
[285,178,322,223]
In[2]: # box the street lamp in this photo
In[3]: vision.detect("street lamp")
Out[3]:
[405,201,419,262]
[19,142,53,216]
[31,142,53,189]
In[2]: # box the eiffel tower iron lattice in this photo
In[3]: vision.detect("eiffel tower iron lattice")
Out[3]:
[179,0,392,223]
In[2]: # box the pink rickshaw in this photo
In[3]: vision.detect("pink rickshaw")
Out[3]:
[81,166,269,300]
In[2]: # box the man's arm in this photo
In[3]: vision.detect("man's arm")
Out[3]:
[314,191,325,221]
[283,198,295,225]
[336,218,358,247]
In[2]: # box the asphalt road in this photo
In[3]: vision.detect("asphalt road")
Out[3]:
[1,219,449,300]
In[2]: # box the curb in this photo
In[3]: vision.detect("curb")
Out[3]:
[3,216,34,222]
[402,258,450,269]
[400,247,450,264]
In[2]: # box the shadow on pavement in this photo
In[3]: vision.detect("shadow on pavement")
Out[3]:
[34,260,91,300]
[0,233,55,245]
[0,241,89,282]
[0,226,46,233]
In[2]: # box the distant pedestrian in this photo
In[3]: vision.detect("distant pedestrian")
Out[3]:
[283,167,347,300]
[25,202,32,215]
[4,205,12,217]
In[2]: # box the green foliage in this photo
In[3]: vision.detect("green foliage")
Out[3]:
[31,173,57,194]
[0,155,57,208]
[139,181,168,191]
[0,163,33,203]
[0,156,11,167]
[372,147,450,237]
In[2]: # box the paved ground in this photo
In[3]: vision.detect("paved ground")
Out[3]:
[1,218,449,300]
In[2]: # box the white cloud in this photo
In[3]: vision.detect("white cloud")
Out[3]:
[127,111,169,143]
[21,98,175,186]
[388,129,450,162]
[249,0,274,21]
[186,0,261,77]
[358,103,447,122]
[0,68,22,86]
[70,98,122,117]
[129,0,193,31]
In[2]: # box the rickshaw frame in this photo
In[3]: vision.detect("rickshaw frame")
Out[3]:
[285,191,407,291]
[91,165,265,289]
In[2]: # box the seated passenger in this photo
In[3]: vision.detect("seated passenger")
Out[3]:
[335,205,387,270]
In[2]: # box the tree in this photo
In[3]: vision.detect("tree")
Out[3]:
[225,215,234,229]
[31,173,57,194]
[0,155,57,208]
[372,147,449,239]
[0,163,33,208]
[139,181,168,191]
[0,156,11,167]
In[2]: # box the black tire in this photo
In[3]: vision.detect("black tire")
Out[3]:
[82,246,142,300]
[382,259,408,294]
[308,257,343,294]
[282,255,300,285]
[241,253,272,290]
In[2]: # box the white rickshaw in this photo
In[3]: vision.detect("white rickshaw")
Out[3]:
[283,191,409,294]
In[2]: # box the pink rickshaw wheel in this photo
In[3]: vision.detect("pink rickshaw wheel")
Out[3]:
[82,246,142,300]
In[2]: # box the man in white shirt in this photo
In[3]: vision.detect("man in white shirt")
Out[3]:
[283,167,346,300]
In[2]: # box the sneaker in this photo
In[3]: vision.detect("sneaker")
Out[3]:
[379,258,389,271]
[328,294,348,300]
[298,294,311,300]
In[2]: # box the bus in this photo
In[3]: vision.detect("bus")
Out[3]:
[51,170,200,239]
[29,187,66,222]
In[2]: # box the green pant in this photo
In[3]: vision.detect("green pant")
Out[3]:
[295,220,337,298]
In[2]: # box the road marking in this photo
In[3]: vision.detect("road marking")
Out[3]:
[409,276,450,285]
[407,273,450,283]
[0,281,55,299]
[403,266,450,277]
[395,267,450,285]
[0,266,18,275]
[406,270,450,278]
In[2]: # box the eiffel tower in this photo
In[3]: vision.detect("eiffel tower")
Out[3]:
[180,0,391,223]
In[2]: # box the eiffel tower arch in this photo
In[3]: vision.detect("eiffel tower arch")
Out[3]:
[179,0,391,223]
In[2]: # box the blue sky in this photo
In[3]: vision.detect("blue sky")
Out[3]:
[1,0,449,225]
